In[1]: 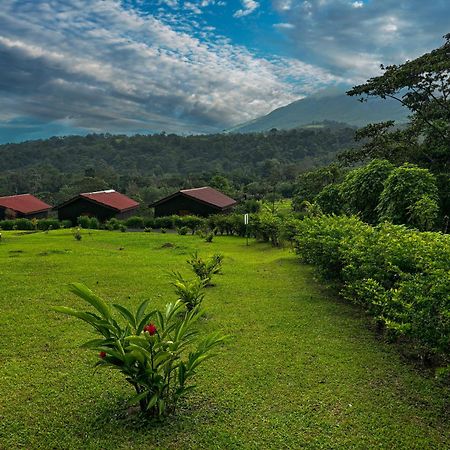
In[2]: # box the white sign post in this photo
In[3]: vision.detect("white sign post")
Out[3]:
[244,213,249,246]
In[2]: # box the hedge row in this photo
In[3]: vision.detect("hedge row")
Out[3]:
[293,215,450,362]
[0,218,71,230]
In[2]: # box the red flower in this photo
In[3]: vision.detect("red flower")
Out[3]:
[144,323,157,335]
[99,351,107,359]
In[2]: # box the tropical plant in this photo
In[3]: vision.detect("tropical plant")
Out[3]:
[187,251,223,285]
[53,283,227,417]
[171,272,206,311]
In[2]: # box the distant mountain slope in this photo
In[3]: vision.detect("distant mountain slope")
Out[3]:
[229,90,409,133]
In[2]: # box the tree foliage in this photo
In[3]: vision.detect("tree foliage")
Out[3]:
[344,34,450,217]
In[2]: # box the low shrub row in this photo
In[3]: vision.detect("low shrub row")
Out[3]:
[293,215,450,363]
[0,218,71,230]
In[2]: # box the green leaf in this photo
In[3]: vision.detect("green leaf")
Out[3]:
[52,306,101,327]
[136,299,150,323]
[80,338,113,349]
[69,283,112,320]
[113,303,136,328]
[146,393,159,410]
[127,389,149,407]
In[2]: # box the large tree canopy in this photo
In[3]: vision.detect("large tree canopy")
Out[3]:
[343,33,450,218]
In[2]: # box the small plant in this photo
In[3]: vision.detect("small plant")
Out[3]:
[204,232,214,243]
[171,272,206,311]
[160,227,167,234]
[53,283,227,417]
[119,224,127,233]
[187,251,223,285]
[177,226,189,235]
[144,227,152,233]
[73,227,82,241]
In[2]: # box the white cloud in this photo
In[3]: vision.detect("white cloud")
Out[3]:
[233,0,260,18]
[273,22,295,29]
[0,0,343,135]
[271,0,450,80]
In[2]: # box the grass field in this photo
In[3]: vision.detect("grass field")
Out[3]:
[0,229,449,449]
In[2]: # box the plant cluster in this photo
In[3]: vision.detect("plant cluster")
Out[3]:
[0,218,71,231]
[54,283,227,417]
[293,215,450,366]
[187,251,223,285]
[171,272,206,311]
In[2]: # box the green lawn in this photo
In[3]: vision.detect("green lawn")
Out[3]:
[0,229,448,449]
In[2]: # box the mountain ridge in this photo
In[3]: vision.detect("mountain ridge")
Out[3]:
[229,91,409,133]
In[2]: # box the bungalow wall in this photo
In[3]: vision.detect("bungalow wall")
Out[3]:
[154,195,227,217]
[57,198,137,225]
[0,207,49,220]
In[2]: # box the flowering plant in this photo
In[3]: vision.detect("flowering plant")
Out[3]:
[54,283,227,416]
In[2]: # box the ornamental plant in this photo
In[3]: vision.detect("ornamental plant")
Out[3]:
[54,283,227,417]
[171,272,206,311]
[187,251,223,285]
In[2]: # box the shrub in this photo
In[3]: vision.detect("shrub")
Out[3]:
[120,224,127,232]
[204,232,214,243]
[73,228,82,241]
[12,218,34,230]
[54,283,227,417]
[294,215,450,363]
[171,272,206,311]
[314,183,343,215]
[125,216,145,229]
[0,220,14,230]
[160,227,167,234]
[105,218,122,231]
[377,163,439,228]
[187,251,223,285]
[77,216,91,229]
[38,219,61,231]
[340,159,394,224]
[154,217,174,229]
[89,217,100,229]
[177,226,189,235]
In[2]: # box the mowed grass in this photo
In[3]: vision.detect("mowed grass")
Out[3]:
[0,229,449,449]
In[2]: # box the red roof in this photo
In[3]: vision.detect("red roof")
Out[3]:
[180,187,236,209]
[79,190,139,212]
[0,194,51,214]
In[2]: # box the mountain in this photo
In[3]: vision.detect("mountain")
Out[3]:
[229,89,409,133]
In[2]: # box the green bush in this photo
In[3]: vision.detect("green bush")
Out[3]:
[0,220,15,230]
[125,216,145,229]
[105,218,122,231]
[377,164,439,229]
[77,216,91,229]
[171,272,206,311]
[37,219,62,230]
[314,183,343,215]
[340,159,394,224]
[187,251,223,285]
[154,216,174,229]
[11,218,34,230]
[54,283,227,417]
[89,217,100,229]
[294,215,450,361]
[177,226,189,235]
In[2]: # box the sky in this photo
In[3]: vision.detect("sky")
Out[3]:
[0,0,449,143]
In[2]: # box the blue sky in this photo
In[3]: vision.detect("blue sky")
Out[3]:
[0,0,449,143]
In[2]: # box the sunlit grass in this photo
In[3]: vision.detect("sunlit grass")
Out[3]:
[0,229,448,448]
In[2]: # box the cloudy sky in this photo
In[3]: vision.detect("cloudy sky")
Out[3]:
[0,0,448,143]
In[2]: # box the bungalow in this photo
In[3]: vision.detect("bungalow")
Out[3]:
[55,189,139,224]
[0,194,51,220]
[151,186,237,217]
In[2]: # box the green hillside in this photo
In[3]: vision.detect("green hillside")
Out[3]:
[230,90,409,133]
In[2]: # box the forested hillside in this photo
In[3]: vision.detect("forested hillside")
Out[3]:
[0,127,357,205]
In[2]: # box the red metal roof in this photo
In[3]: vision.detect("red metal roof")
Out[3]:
[79,190,139,212]
[180,187,237,209]
[0,194,51,214]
